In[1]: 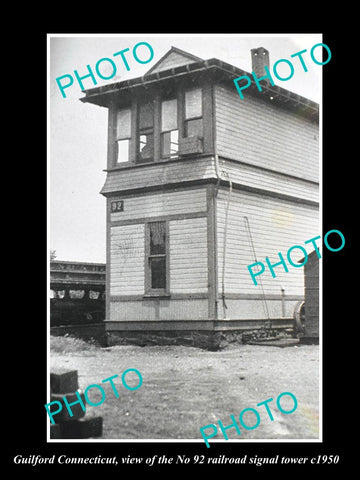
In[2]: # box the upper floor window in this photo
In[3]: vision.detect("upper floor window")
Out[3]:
[116,108,131,163]
[161,98,178,158]
[112,87,205,167]
[184,88,203,138]
[138,101,154,162]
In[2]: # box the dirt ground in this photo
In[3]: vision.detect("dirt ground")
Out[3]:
[49,336,320,443]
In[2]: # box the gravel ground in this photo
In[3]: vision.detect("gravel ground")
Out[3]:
[50,337,320,443]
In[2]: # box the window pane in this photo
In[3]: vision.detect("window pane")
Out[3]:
[69,290,85,299]
[161,130,179,157]
[185,118,203,137]
[150,222,166,255]
[150,257,166,289]
[161,99,177,131]
[89,290,100,299]
[117,139,129,163]
[139,101,154,129]
[116,109,131,139]
[161,132,170,157]
[185,88,202,119]
[170,130,178,155]
[139,133,153,160]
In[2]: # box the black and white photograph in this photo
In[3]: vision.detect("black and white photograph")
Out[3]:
[8,30,352,473]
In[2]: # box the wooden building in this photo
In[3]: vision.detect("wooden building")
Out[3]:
[80,46,320,348]
[300,250,320,343]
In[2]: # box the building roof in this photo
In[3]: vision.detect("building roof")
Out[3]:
[145,46,203,75]
[80,47,319,120]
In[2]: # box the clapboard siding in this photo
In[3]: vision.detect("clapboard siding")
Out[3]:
[215,85,319,182]
[102,156,318,205]
[218,159,319,204]
[109,190,208,301]
[110,188,207,222]
[170,217,208,293]
[110,224,144,296]
[101,157,216,195]
[216,188,319,297]
[109,299,208,321]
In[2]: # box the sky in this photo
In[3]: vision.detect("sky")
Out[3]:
[48,33,323,264]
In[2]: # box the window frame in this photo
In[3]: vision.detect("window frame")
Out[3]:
[160,97,179,159]
[136,100,155,164]
[138,127,154,163]
[110,85,210,168]
[161,129,179,158]
[116,138,130,164]
[115,107,132,164]
[144,221,170,296]
[184,87,203,139]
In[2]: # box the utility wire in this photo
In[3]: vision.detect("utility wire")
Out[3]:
[244,216,272,330]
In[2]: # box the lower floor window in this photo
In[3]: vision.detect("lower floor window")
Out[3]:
[149,256,166,289]
[146,221,168,293]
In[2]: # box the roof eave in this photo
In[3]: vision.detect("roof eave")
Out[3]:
[80,58,319,119]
